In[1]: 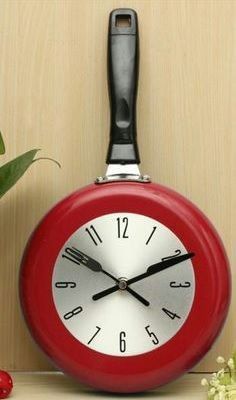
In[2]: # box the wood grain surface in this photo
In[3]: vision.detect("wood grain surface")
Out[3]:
[0,0,235,371]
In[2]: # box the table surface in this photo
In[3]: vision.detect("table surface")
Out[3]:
[9,372,208,399]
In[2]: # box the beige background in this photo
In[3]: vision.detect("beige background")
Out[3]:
[0,0,235,372]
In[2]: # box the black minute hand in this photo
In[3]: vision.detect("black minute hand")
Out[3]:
[128,252,195,285]
[92,252,195,301]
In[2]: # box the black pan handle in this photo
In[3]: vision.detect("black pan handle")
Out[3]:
[106,8,140,165]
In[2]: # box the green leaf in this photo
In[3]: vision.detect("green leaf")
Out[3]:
[219,372,231,386]
[0,131,6,154]
[32,157,61,169]
[0,149,39,198]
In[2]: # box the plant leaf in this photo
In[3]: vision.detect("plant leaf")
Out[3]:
[219,372,231,386]
[32,157,61,168]
[0,149,39,198]
[0,131,6,155]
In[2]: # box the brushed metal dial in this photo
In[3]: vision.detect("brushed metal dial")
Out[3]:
[52,213,195,356]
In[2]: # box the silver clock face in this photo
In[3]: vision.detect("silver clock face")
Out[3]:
[52,213,195,356]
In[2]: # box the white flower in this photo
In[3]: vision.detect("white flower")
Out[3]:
[218,392,225,400]
[218,385,226,392]
[217,357,226,364]
[226,384,236,390]
[201,352,236,399]
[210,378,220,387]
[227,389,236,399]
[228,359,235,370]
[217,369,225,379]
[201,378,208,386]
[209,387,216,395]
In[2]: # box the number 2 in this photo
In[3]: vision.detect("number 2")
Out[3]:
[161,249,181,261]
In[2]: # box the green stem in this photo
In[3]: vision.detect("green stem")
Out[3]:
[32,157,61,168]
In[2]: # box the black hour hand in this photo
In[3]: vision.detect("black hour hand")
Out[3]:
[65,247,150,307]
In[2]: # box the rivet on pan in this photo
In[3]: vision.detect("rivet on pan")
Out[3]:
[95,176,105,183]
[142,175,150,182]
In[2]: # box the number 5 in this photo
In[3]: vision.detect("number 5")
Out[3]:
[145,325,159,345]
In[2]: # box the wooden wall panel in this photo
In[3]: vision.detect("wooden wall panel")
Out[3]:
[0,0,235,371]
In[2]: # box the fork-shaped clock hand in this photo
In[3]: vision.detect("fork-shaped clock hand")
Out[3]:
[65,247,150,306]
[92,252,195,301]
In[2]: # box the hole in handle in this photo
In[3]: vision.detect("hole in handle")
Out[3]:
[115,14,131,28]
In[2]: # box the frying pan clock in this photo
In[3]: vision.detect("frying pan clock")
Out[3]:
[20,9,231,393]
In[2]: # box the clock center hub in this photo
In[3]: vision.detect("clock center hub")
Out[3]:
[118,278,128,290]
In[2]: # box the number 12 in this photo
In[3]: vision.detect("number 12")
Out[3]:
[117,217,129,239]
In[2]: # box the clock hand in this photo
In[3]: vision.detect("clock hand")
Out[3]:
[68,247,150,306]
[93,285,118,301]
[128,252,195,285]
[92,252,195,301]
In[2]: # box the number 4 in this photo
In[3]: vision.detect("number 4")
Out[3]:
[162,307,181,320]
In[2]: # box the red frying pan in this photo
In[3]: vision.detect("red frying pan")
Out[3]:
[20,8,231,393]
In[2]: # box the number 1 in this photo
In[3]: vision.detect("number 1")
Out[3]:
[145,227,157,245]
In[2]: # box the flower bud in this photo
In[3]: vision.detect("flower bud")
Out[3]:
[228,358,235,370]
[201,378,208,386]
[217,356,225,364]
[209,387,216,395]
